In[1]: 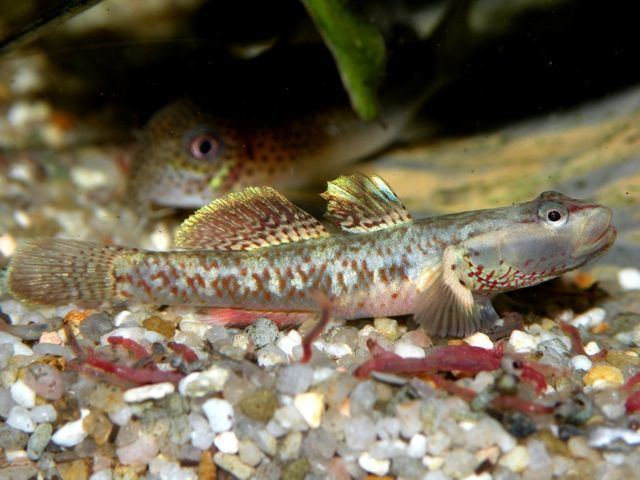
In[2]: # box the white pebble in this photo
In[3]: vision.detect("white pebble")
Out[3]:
[10,380,36,408]
[189,413,214,450]
[7,100,51,127]
[214,431,239,454]
[463,332,494,350]
[0,331,21,344]
[393,342,426,359]
[407,434,428,458]
[116,432,158,465]
[498,445,530,472]
[0,234,16,257]
[179,365,230,397]
[30,404,57,423]
[100,327,163,346]
[584,341,601,356]
[109,405,132,426]
[422,455,445,470]
[256,345,288,367]
[277,330,302,359]
[5,450,28,463]
[202,398,234,432]
[149,226,172,251]
[293,392,324,428]
[13,343,34,356]
[71,167,109,190]
[571,355,593,372]
[123,382,175,403]
[51,409,90,447]
[179,317,211,337]
[113,311,133,327]
[507,330,538,354]
[619,268,640,291]
[358,452,390,476]
[571,307,606,328]
[6,405,35,433]
[313,340,353,359]
[556,309,574,322]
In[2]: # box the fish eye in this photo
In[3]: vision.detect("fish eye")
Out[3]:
[547,211,561,222]
[539,201,568,226]
[189,133,220,160]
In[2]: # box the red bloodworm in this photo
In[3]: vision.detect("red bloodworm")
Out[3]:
[87,349,184,384]
[108,336,150,359]
[301,292,332,363]
[168,341,199,363]
[559,322,587,355]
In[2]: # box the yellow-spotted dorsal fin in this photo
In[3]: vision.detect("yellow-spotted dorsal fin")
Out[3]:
[321,173,412,233]
[175,186,329,250]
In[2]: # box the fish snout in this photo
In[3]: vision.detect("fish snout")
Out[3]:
[583,206,613,245]
[572,205,616,257]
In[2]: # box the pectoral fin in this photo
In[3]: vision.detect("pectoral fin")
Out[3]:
[414,246,498,338]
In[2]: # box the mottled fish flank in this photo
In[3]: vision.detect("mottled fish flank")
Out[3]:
[7,174,616,337]
[129,99,415,213]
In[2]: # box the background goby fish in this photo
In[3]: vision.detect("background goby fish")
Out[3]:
[129,98,421,213]
[7,174,616,338]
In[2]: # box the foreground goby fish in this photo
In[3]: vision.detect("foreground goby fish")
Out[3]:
[129,99,417,212]
[7,174,616,337]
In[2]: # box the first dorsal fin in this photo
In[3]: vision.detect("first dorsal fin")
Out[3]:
[321,173,412,233]
[175,186,329,250]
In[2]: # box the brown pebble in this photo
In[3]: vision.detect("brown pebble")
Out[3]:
[606,350,640,368]
[198,450,217,480]
[57,459,90,480]
[282,458,309,480]
[532,430,570,456]
[143,316,176,338]
[83,411,113,446]
[52,396,81,427]
[238,388,278,422]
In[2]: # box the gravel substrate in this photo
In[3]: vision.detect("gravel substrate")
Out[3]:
[1,99,640,480]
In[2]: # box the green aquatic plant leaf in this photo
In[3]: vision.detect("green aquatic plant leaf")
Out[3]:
[302,0,385,120]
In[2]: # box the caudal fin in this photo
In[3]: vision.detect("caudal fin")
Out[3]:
[7,238,126,306]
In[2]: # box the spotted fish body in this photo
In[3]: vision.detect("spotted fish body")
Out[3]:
[130,100,415,212]
[7,174,616,337]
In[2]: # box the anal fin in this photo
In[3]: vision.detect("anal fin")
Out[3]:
[196,307,313,328]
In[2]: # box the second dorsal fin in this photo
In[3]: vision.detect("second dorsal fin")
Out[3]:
[175,186,329,250]
[321,173,412,233]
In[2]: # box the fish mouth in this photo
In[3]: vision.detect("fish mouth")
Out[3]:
[574,224,617,258]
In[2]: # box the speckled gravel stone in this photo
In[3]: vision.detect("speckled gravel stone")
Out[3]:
[27,422,52,460]
[238,388,278,422]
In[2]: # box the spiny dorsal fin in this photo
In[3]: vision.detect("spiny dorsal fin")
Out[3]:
[321,173,412,233]
[413,246,498,338]
[175,186,329,250]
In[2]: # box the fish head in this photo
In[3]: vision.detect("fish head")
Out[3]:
[459,191,616,292]
[130,100,249,209]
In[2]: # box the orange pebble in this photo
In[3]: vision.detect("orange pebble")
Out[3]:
[63,310,92,325]
[573,271,598,290]
[591,323,609,334]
